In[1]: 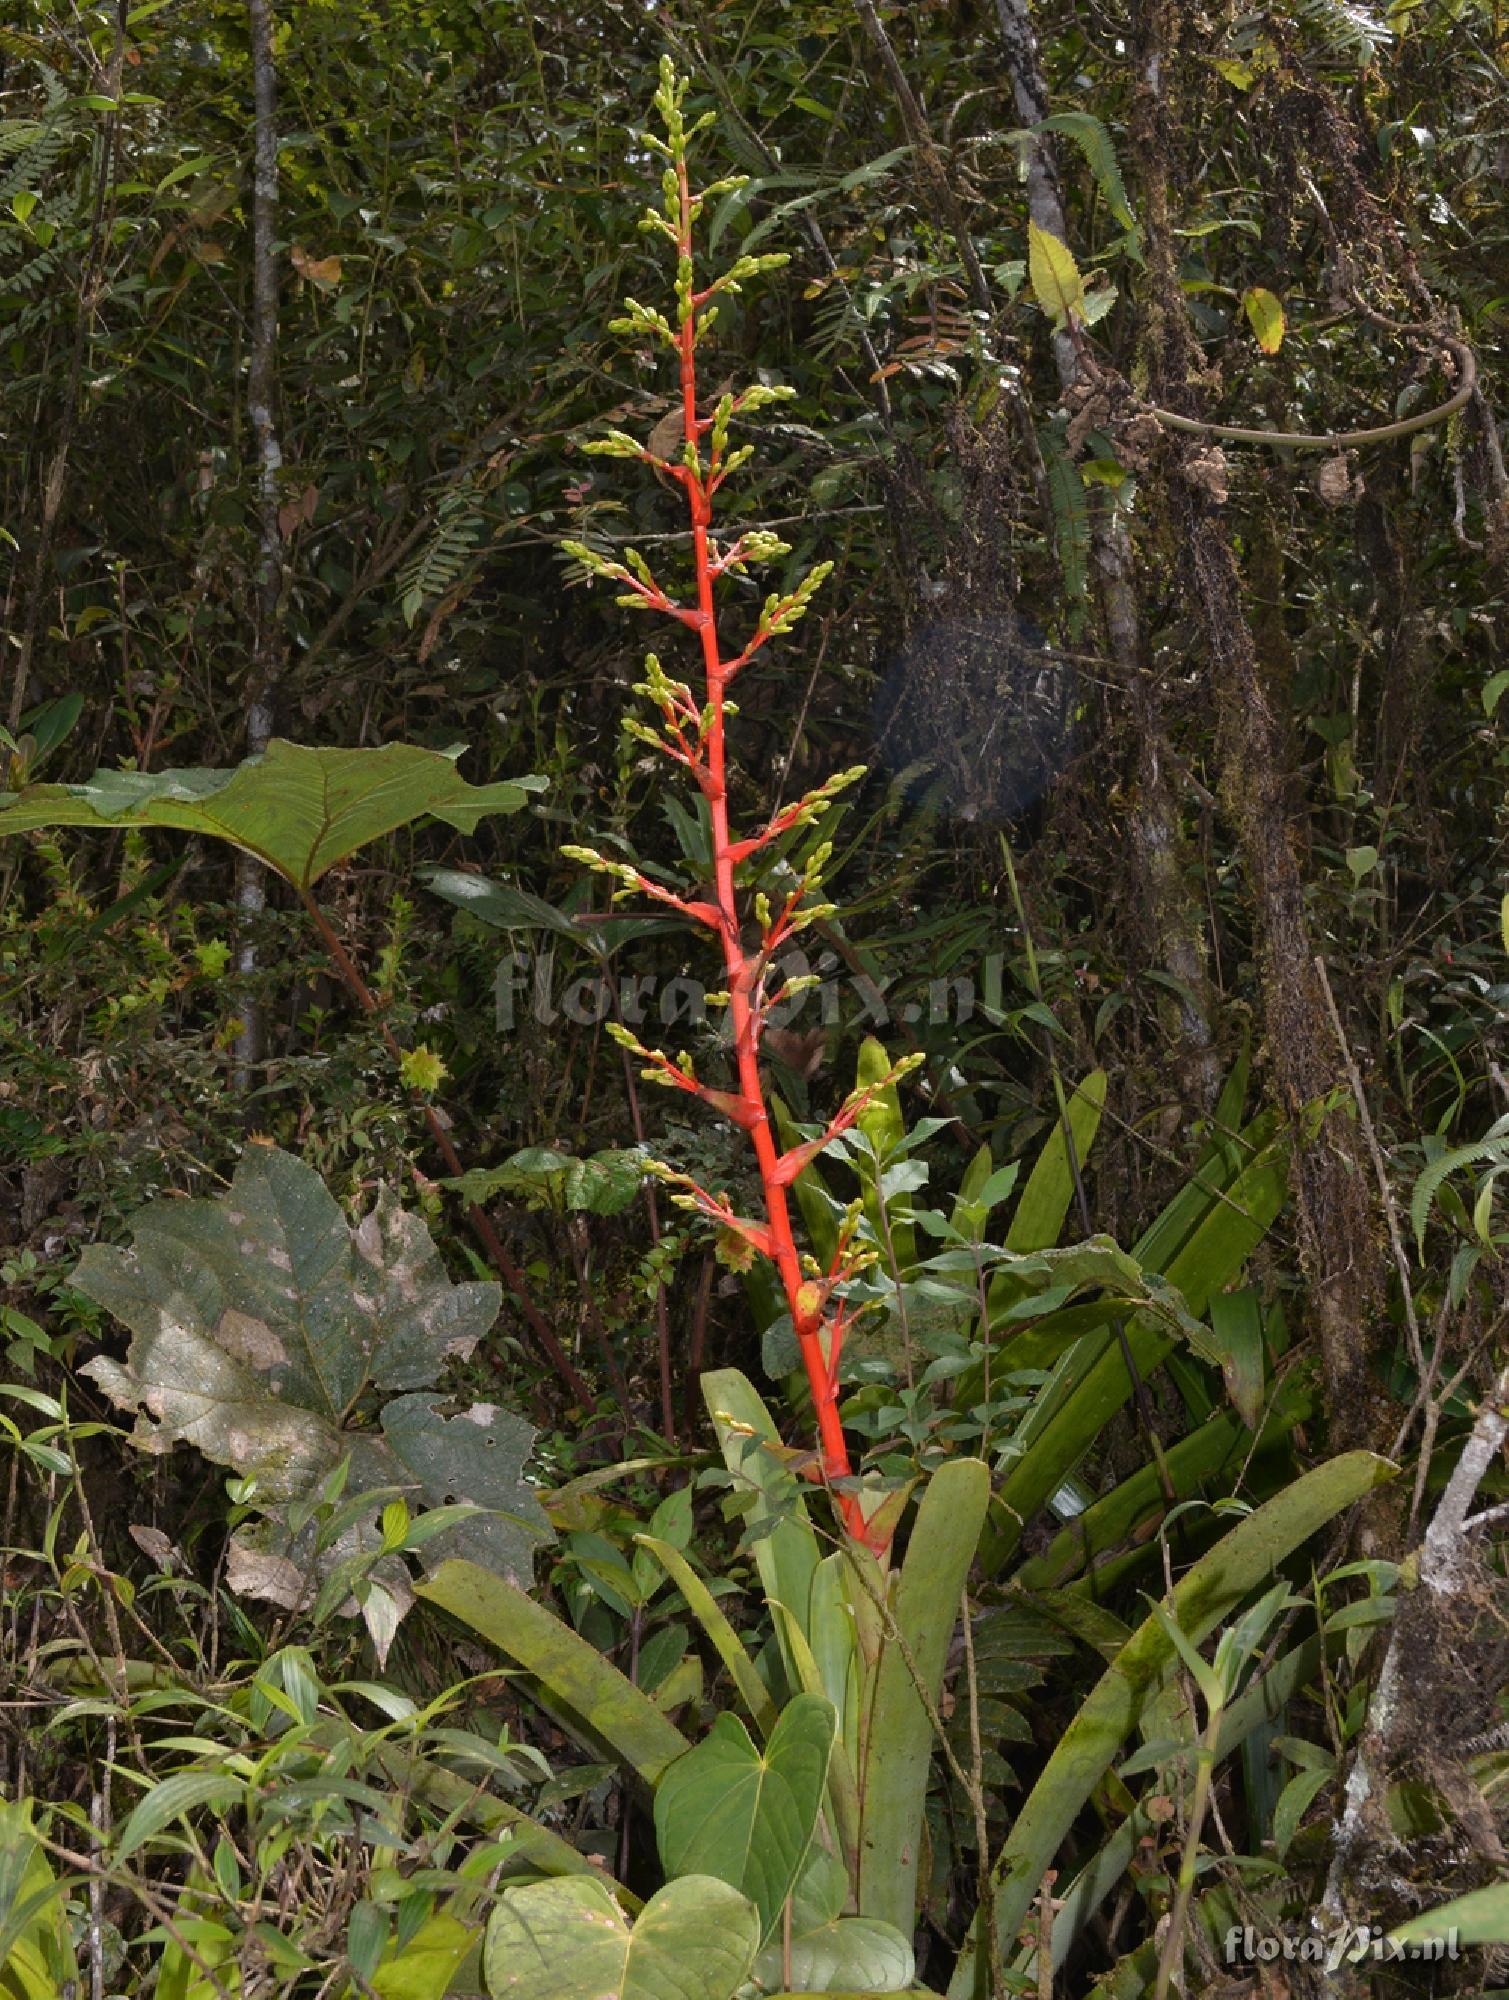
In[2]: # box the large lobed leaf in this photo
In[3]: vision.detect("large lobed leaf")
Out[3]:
[0,739,543,890]
[483,1874,759,2000]
[77,1144,550,1584]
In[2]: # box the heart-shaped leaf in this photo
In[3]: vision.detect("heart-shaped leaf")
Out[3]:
[482,1874,758,2000]
[76,1144,550,1586]
[753,1915,916,1994]
[655,1694,836,1943]
[0,739,543,890]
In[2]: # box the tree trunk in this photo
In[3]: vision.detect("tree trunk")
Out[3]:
[1130,0,1388,1453]
[236,0,284,1080]
[993,0,1224,1111]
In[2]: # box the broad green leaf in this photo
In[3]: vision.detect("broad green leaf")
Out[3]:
[857,1459,990,1932]
[1005,1071,1108,1254]
[0,739,542,891]
[424,866,671,957]
[788,1844,848,1932]
[115,1772,245,1862]
[1028,222,1086,328]
[422,869,586,941]
[1273,1764,1333,1860]
[655,1695,836,1942]
[1345,842,1379,880]
[951,1144,1008,1242]
[1241,286,1285,353]
[1390,1880,1509,1948]
[855,1035,906,1154]
[948,1451,1396,2000]
[76,1145,548,1586]
[375,1394,548,1574]
[371,1914,477,2000]
[347,1902,390,1983]
[1205,1287,1267,1429]
[753,1915,916,1994]
[482,1874,758,2000]
[414,1560,689,1787]
[0,1802,78,1999]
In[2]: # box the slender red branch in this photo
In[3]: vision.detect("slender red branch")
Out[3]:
[665,157,879,1549]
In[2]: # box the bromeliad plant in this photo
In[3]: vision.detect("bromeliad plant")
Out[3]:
[561,59,916,1551]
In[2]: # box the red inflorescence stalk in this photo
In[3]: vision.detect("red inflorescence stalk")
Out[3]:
[667,159,877,1550]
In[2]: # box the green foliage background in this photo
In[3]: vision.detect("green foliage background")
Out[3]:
[0,2,1507,1996]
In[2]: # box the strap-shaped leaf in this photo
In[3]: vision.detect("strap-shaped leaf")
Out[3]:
[633,1533,779,1738]
[948,1450,1397,2000]
[702,1368,821,1671]
[414,1559,689,1787]
[0,739,542,889]
[856,1458,990,1932]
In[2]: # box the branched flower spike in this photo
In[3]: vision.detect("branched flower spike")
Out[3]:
[569,58,914,1552]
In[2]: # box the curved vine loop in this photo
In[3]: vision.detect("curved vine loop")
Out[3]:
[1144,333,1476,452]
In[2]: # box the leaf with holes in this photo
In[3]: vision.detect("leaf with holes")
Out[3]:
[0,738,543,890]
[76,1143,550,1591]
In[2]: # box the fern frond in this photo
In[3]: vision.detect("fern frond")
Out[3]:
[1411,1116,1509,1251]
[396,483,488,627]
[0,66,80,209]
[1290,0,1392,63]
[1036,112,1136,232]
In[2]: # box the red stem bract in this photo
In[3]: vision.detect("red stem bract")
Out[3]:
[670,159,875,1549]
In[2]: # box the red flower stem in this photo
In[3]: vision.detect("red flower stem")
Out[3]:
[673,162,872,1546]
